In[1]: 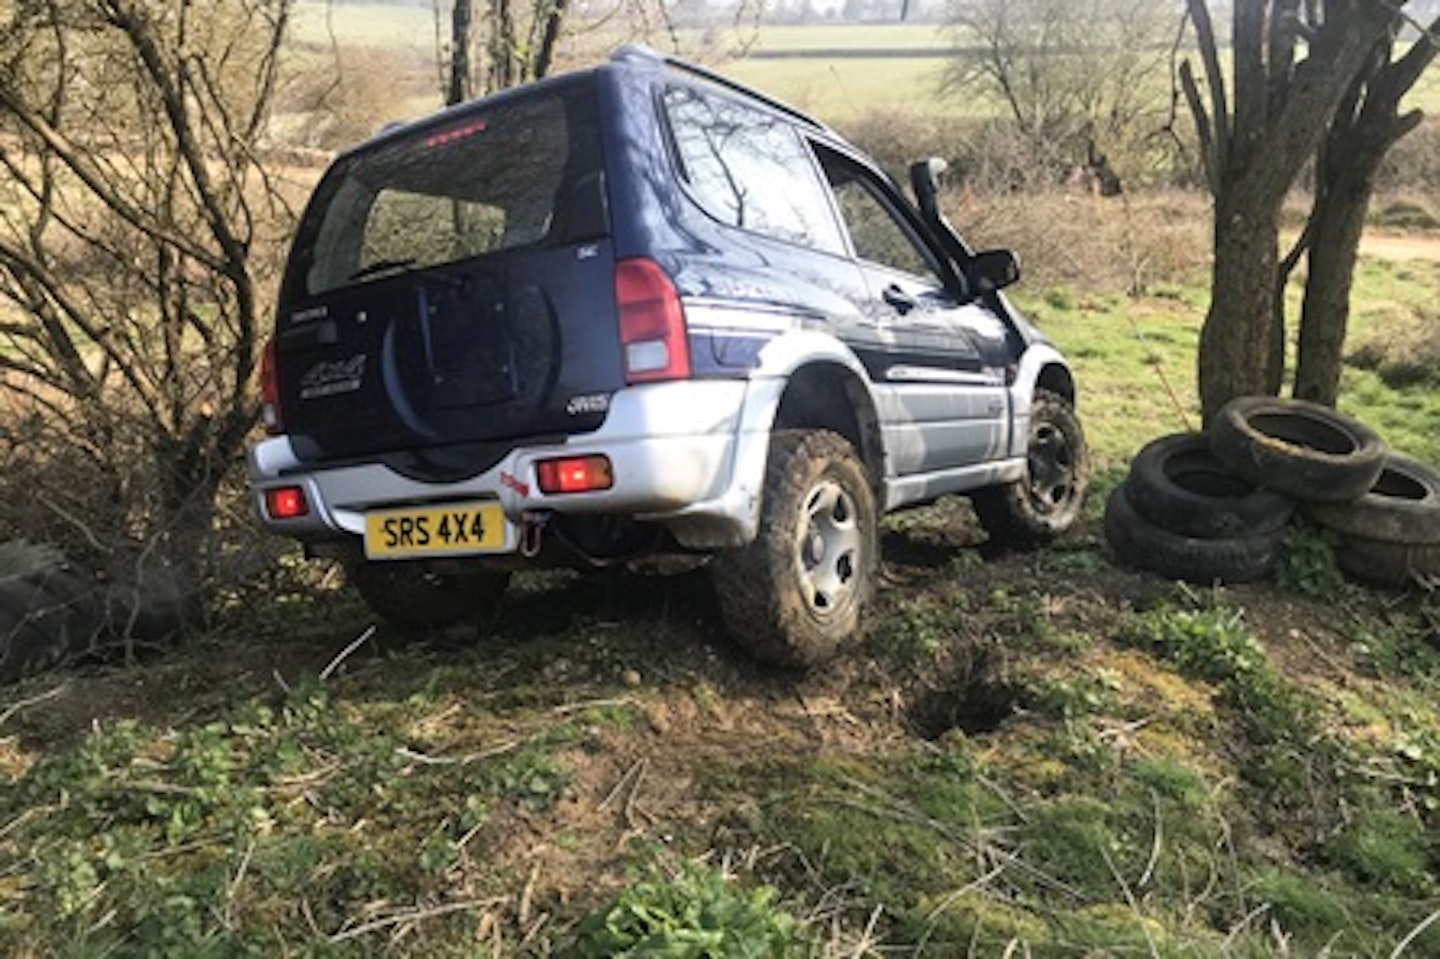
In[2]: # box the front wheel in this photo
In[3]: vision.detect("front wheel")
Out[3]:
[973,388,1090,548]
[712,430,877,670]
[345,559,511,631]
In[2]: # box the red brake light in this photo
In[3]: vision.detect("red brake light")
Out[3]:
[260,337,284,435]
[536,455,614,495]
[264,486,309,520]
[616,258,690,384]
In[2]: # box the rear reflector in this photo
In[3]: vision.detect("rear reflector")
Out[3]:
[616,258,690,384]
[260,337,283,435]
[265,486,309,520]
[536,455,614,495]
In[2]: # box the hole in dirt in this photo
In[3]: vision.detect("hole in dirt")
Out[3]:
[907,668,1022,740]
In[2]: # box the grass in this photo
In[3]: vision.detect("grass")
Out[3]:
[5,197,1440,950]
[3,435,1440,956]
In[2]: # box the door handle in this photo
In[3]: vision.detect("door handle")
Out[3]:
[882,284,916,315]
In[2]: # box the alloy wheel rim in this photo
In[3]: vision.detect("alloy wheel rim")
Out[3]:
[1028,422,1078,514]
[796,479,861,616]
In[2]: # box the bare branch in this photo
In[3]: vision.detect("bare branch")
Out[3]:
[1184,0,1229,171]
[1179,60,1218,195]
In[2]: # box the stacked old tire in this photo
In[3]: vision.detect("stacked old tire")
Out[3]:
[0,541,107,685]
[1105,396,1440,588]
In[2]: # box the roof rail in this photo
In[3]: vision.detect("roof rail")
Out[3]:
[611,44,831,134]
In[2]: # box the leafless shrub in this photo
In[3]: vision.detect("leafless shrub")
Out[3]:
[0,0,297,635]
[1376,117,1440,200]
[949,188,1213,295]
[1345,305,1440,390]
[1369,196,1440,231]
[276,44,437,150]
[845,108,1198,210]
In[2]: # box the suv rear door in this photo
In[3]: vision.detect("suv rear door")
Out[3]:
[272,78,620,468]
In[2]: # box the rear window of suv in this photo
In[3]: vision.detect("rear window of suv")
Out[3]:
[293,80,603,297]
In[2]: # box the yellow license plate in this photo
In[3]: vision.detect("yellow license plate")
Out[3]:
[364,501,509,559]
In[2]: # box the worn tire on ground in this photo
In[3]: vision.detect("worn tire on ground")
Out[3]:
[1209,396,1385,503]
[1103,483,1279,584]
[972,388,1090,548]
[712,429,877,670]
[346,560,512,631]
[1335,535,1440,589]
[1305,454,1440,546]
[0,542,106,685]
[1126,431,1293,539]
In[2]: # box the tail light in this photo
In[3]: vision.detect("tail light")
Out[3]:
[264,485,309,520]
[616,258,690,384]
[260,337,283,435]
[536,455,614,495]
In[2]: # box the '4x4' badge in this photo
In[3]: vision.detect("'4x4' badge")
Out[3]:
[300,354,366,399]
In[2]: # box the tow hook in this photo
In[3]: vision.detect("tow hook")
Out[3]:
[520,511,550,558]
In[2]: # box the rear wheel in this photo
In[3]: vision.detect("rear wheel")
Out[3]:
[712,430,877,670]
[973,388,1090,548]
[346,559,511,631]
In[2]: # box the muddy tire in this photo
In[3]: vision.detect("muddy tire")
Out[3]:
[346,559,511,631]
[1305,454,1440,546]
[973,389,1090,548]
[0,542,106,685]
[712,430,877,670]
[1103,483,1278,584]
[1209,396,1385,503]
[1126,432,1292,538]
[1335,536,1440,589]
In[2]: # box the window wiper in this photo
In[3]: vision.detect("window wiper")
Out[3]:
[349,257,417,282]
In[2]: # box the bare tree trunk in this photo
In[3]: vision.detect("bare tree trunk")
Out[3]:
[1182,0,1402,423]
[447,0,473,105]
[1199,190,1286,418]
[1294,20,1438,406]
[533,0,568,81]
[447,0,567,100]
[489,0,515,91]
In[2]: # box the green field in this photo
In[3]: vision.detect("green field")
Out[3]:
[723,56,953,120]
[289,4,1440,119]
[293,0,437,49]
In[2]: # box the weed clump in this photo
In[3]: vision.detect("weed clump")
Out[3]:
[1323,807,1435,896]
[1276,520,1347,598]
[564,863,808,958]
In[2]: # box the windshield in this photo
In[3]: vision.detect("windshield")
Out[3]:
[292,80,604,297]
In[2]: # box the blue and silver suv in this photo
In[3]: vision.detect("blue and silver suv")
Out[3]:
[248,45,1089,667]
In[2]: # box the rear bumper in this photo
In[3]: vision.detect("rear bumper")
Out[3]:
[246,378,782,553]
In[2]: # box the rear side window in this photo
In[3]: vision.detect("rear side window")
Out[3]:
[661,85,844,256]
[295,83,603,296]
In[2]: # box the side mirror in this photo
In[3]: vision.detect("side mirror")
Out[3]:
[909,156,947,223]
[969,249,1020,293]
